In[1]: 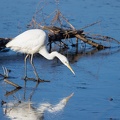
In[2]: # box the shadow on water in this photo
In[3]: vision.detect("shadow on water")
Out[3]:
[71,46,120,62]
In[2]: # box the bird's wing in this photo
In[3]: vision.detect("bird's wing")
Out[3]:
[6,29,47,54]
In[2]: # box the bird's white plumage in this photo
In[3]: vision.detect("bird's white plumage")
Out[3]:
[6,29,47,54]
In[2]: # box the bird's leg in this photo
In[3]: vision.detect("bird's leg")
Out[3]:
[30,54,39,80]
[24,54,48,82]
[24,54,29,80]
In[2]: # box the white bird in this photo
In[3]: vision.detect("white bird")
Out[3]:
[6,29,75,81]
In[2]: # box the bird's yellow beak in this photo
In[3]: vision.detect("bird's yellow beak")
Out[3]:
[66,64,75,75]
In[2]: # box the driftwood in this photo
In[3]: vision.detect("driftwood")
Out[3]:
[4,79,22,89]
[43,26,111,49]
[0,26,119,51]
[0,38,11,50]
[4,87,22,97]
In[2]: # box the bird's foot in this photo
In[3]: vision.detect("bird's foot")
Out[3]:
[23,76,50,83]
[37,78,50,83]
[23,76,36,81]
[23,76,27,80]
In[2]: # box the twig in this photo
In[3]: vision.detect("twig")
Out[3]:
[80,20,102,30]
[4,79,22,88]
[59,11,75,30]
[0,67,10,79]
[2,66,9,78]
[86,34,120,44]
[75,34,108,49]
[5,87,22,97]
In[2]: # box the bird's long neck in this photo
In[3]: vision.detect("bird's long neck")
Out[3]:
[39,46,60,60]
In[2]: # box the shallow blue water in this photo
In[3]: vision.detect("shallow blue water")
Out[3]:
[0,0,120,120]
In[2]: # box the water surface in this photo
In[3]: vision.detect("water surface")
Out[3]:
[0,0,120,120]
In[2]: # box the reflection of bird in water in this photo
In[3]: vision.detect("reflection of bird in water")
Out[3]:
[3,93,74,120]
[6,29,75,81]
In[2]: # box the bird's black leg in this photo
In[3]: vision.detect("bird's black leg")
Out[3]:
[24,54,29,80]
[30,55,49,82]
[24,54,50,83]
[30,54,40,81]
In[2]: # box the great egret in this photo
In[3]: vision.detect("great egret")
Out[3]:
[6,29,75,81]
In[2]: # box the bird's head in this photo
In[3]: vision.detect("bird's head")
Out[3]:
[59,54,75,75]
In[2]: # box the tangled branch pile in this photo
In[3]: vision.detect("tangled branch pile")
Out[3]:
[0,0,120,51]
